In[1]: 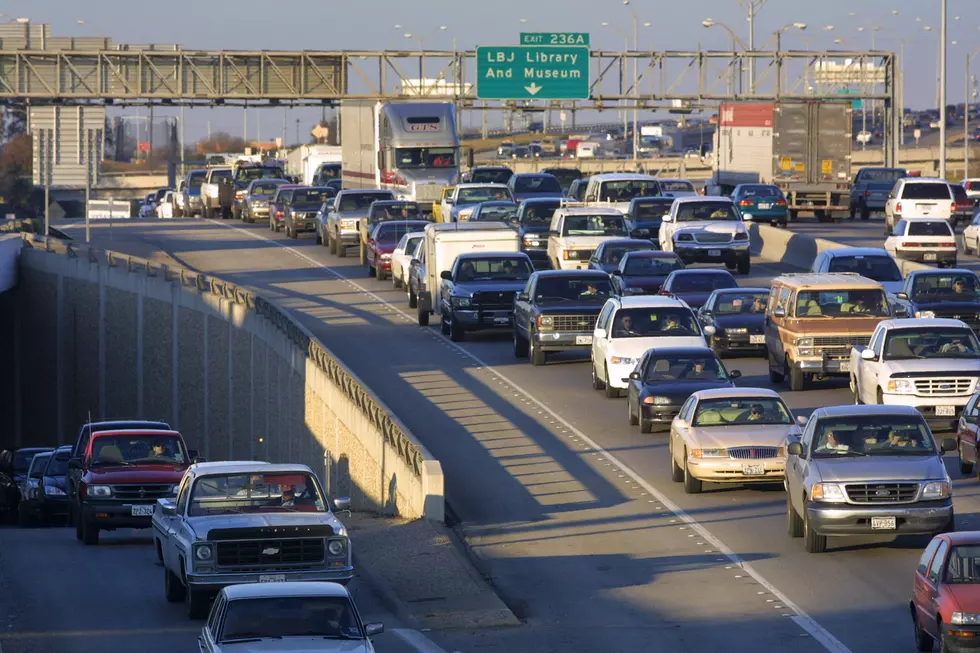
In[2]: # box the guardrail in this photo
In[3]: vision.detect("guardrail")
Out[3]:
[86,199,133,219]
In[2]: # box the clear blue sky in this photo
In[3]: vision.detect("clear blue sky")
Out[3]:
[6,0,978,142]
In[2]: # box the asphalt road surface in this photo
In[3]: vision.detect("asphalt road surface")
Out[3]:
[55,217,980,653]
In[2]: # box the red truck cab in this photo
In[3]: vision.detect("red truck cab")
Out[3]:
[71,429,202,546]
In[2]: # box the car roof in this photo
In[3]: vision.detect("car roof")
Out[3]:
[512,172,556,178]
[900,177,947,183]
[812,404,922,418]
[644,346,715,356]
[456,251,529,261]
[472,166,511,171]
[823,247,892,258]
[674,196,734,204]
[91,429,183,439]
[476,200,518,207]
[655,178,693,184]
[559,207,624,216]
[909,268,976,277]
[590,173,657,181]
[84,419,170,430]
[670,268,735,276]
[520,197,562,205]
[600,238,657,247]
[221,582,350,601]
[878,318,968,329]
[53,445,72,453]
[534,269,610,278]
[630,196,674,203]
[376,220,430,227]
[371,200,419,206]
[693,387,782,400]
[456,183,510,189]
[623,250,678,258]
[711,286,769,293]
[941,531,980,546]
[616,295,689,308]
[15,447,53,453]
[190,461,316,476]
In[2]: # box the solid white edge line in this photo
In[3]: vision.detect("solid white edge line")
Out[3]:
[390,628,450,653]
[211,219,854,653]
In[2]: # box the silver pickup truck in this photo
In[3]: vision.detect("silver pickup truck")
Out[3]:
[153,461,352,619]
[785,404,956,554]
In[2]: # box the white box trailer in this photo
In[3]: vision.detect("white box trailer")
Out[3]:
[286,144,342,185]
[416,222,520,324]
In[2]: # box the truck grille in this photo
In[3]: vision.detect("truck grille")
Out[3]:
[845,483,920,504]
[473,291,516,309]
[913,378,974,395]
[111,484,173,500]
[813,335,871,360]
[933,310,980,331]
[694,232,732,244]
[550,314,599,332]
[217,538,325,568]
[728,446,780,460]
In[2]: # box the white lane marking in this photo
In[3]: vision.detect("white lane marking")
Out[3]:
[210,220,853,653]
[390,628,451,653]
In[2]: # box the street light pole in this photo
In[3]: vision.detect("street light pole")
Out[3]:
[626,1,639,164]
[966,47,980,179]
[939,0,948,179]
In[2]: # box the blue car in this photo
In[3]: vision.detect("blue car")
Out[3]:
[588,239,659,274]
[731,184,788,227]
[625,196,674,241]
[507,173,565,202]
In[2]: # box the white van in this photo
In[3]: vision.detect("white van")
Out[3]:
[416,222,521,326]
[583,173,662,214]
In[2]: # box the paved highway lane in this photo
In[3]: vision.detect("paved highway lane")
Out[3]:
[0,522,439,653]
[62,218,980,653]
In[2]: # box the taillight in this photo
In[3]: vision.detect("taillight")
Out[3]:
[738,200,753,206]
[275,210,284,218]
[865,191,871,197]
[775,199,787,206]
[939,242,956,247]
[896,202,902,213]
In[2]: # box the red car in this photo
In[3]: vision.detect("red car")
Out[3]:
[911,531,980,652]
[366,220,430,281]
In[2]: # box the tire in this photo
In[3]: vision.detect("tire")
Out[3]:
[529,330,546,366]
[393,273,402,289]
[942,513,957,534]
[360,243,368,266]
[269,217,275,231]
[683,453,703,494]
[670,445,684,482]
[790,366,806,392]
[337,240,347,258]
[440,312,450,335]
[377,267,387,281]
[315,231,322,245]
[449,312,465,342]
[803,499,827,553]
[187,588,211,620]
[912,610,935,652]
[768,352,785,383]
[408,285,418,309]
[591,360,606,391]
[204,205,214,219]
[787,495,804,537]
[417,307,429,327]
[737,256,750,275]
[628,397,639,426]
[329,233,337,254]
[164,566,186,603]
[513,327,529,358]
[368,262,376,278]
[603,365,619,398]
[860,205,870,221]
[81,518,99,545]
[960,441,975,475]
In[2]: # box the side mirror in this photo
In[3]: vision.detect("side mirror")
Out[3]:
[333,496,352,512]
[410,258,420,266]
[440,270,453,281]
[594,328,607,339]
[187,449,199,460]
[612,269,623,276]
[445,198,454,205]
[703,325,716,336]
[894,305,909,316]
[896,292,908,300]
[549,230,559,236]
[364,623,385,637]
[661,214,673,222]
[941,438,958,452]
[787,442,804,456]
[728,370,742,379]
[701,309,713,317]
[860,348,877,360]
[158,499,177,516]
[796,415,808,426]
[68,458,82,471]
[516,291,529,301]
[629,371,641,380]
[192,457,207,464]
[773,307,786,318]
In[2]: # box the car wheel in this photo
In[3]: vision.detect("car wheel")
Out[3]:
[408,285,418,309]
[912,610,935,652]
[440,312,450,335]
[603,365,619,398]
[377,266,387,281]
[787,495,804,537]
[315,231,322,245]
[164,566,186,603]
[683,451,702,494]
[959,441,975,475]
[942,513,956,534]
[81,518,99,545]
[628,397,639,426]
[803,499,827,553]
[639,416,654,434]
[529,331,546,366]
[74,508,83,541]
[737,256,751,275]
[850,377,862,404]
[417,306,429,327]
[790,366,806,392]
[368,261,376,277]
[328,232,337,253]
[449,311,465,342]
[860,205,870,221]
[767,350,785,383]
[393,272,402,289]
[187,587,211,620]
[337,239,347,258]
[591,360,606,391]
[670,441,684,482]
[513,327,529,358]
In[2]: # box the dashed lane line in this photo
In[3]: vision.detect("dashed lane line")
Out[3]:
[390,628,451,653]
[209,219,854,653]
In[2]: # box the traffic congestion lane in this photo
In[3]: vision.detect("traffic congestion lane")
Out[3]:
[67,217,980,653]
[0,524,428,653]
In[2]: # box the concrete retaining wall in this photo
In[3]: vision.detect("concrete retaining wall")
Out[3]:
[11,236,444,521]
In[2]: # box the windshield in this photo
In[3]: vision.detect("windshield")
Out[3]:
[883,328,980,360]
[396,147,457,169]
[514,175,562,194]
[601,243,655,265]
[676,201,739,222]
[642,353,728,382]
[710,291,769,315]
[28,455,51,478]
[563,214,628,237]
[534,276,612,302]
[826,255,902,282]
[90,435,187,466]
[457,187,512,204]
[631,199,674,221]
[902,182,952,200]
[470,169,513,184]
[810,416,936,457]
[740,185,782,198]
[370,203,422,220]
[946,546,980,584]
[188,173,206,189]
[292,189,335,205]
[693,397,792,426]
[45,453,70,476]
[862,169,906,183]
[189,472,326,516]
[338,193,394,212]
[670,273,737,293]
[315,164,341,180]
[219,596,362,642]
[376,222,426,243]
[660,181,695,192]
[249,181,285,197]
[911,273,980,299]
[455,257,533,282]
[907,221,953,237]
[521,202,560,225]
[210,169,232,180]
[611,307,699,338]
[795,289,890,317]
[623,255,683,276]
[236,167,284,182]
[475,204,518,221]
[544,169,581,187]
[13,451,45,474]
[598,180,660,202]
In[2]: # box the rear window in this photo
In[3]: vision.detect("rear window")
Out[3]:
[470,169,513,184]
[339,192,394,211]
[660,181,695,192]
[209,169,232,180]
[514,175,562,194]
[907,221,953,237]
[521,202,561,224]
[188,173,206,188]
[631,199,674,220]
[968,181,980,191]
[901,182,952,200]
[670,273,737,293]
[29,455,51,478]
[624,255,683,275]
[740,185,782,198]
[292,189,335,204]
[861,168,906,183]
[827,255,902,282]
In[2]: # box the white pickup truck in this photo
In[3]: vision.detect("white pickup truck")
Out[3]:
[849,318,980,434]
[200,167,233,219]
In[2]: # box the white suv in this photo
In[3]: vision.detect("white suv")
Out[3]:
[547,206,631,271]
[590,295,714,397]
[884,178,955,234]
[658,196,751,274]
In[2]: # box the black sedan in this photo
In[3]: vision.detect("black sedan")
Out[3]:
[660,269,739,309]
[697,288,770,356]
[588,239,658,274]
[612,251,685,296]
[625,347,740,433]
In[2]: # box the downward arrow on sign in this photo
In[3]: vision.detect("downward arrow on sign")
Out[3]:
[525,83,542,96]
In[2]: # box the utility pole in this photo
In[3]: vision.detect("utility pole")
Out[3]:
[741,0,767,94]
[967,48,980,179]
[631,11,639,164]
[939,0,948,179]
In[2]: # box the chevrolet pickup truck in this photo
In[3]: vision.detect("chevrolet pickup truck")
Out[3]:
[893,269,980,333]
[154,461,352,619]
[848,167,907,220]
[850,319,980,431]
[200,167,234,219]
[438,251,534,341]
[321,189,395,257]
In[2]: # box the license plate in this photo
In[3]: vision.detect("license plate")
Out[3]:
[259,574,286,583]
[871,516,897,530]
[576,335,593,345]
[493,317,509,325]
[708,249,721,257]
[131,505,154,517]
[937,405,956,417]
[839,361,850,373]
[750,335,765,344]
[924,253,937,261]
[758,203,771,209]
[742,464,765,476]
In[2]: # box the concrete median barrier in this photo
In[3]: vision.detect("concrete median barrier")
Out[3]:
[9,234,444,521]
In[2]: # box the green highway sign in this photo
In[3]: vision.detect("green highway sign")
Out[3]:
[520,32,590,46]
[476,45,590,100]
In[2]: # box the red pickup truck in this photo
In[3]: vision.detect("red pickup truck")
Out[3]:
[70,428,203,545]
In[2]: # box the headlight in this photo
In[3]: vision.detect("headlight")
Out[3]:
[381,254,391,260]
[921,480,951,499]
[610,356,635,365]
[523,236,541,247]
[328,540,346,556]
[194,544,214,561]
[458,210,474,220]
[676,233,695,242]
[451,296,471,307]
[692,448,728,458]
[27,479,38,489]
[538,315,554,329]
[87,485,112,498]
[810,483,846,502]
[951,612,980,625]
[44,485,66,496]
[915,310,936,319]
[886,378,916,394]
[727,327,748,334]
[733,231,749,241]
[643,396,673,405]
[235,190,245,199]
[795,337,814,347]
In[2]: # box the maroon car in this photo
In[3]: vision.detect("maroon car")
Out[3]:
[367,220,430,281]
